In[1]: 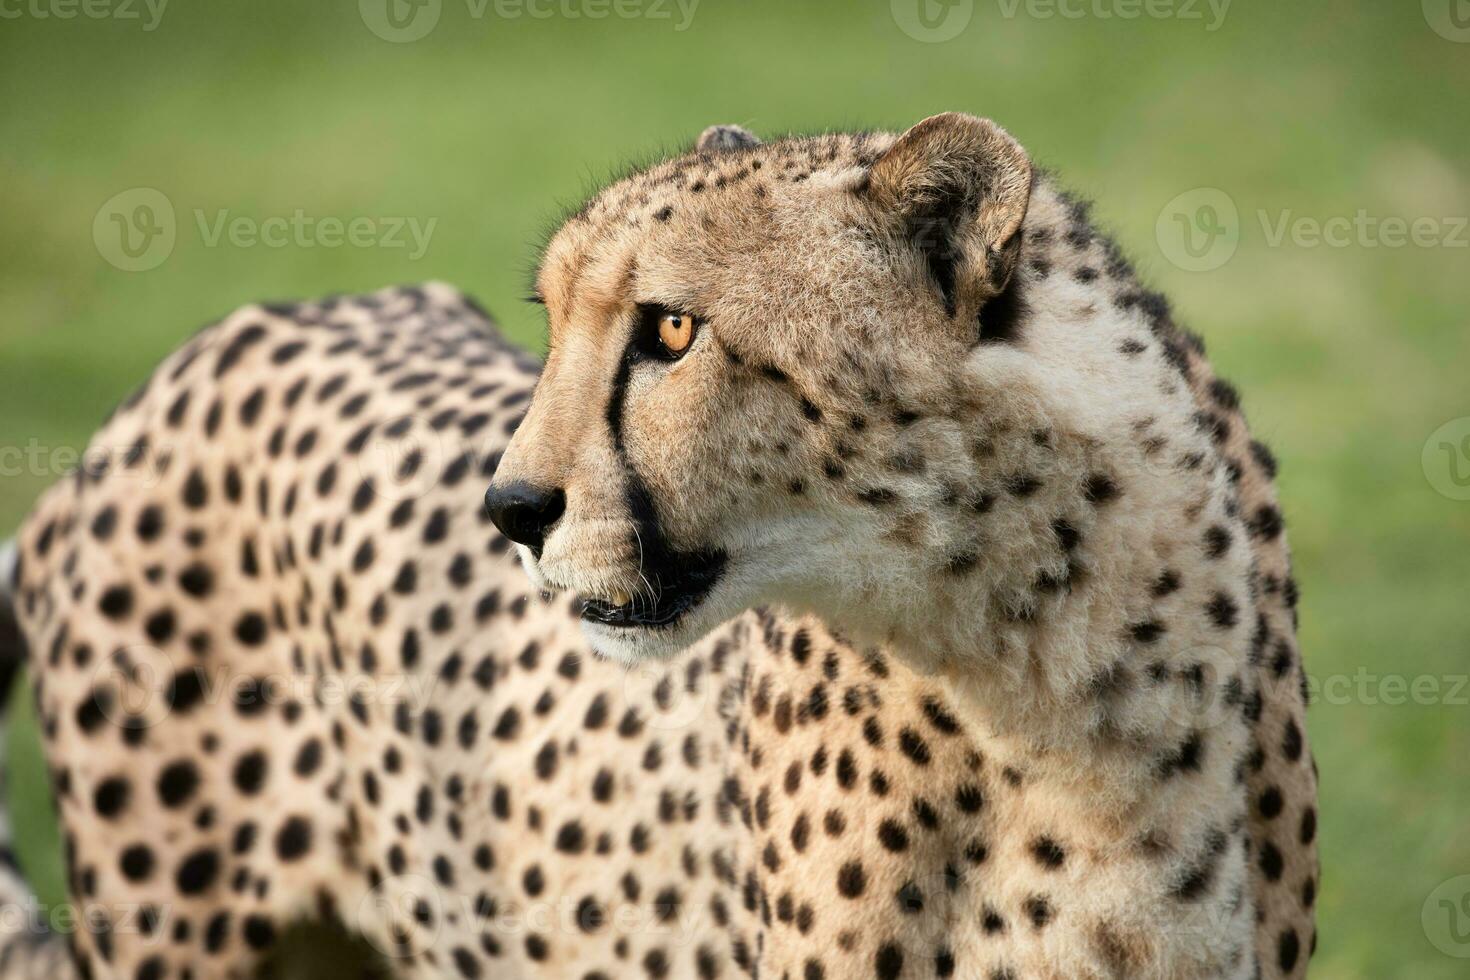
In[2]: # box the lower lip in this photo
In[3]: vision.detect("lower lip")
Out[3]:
[577,551,726,630]
[579,592,699,629]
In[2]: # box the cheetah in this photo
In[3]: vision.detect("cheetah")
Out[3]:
[1,114,1317,979]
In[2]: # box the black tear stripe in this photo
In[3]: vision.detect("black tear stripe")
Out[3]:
[603,343,727,607]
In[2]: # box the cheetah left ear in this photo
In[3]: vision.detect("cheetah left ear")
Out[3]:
[697,124,762,153]
[865,113,1033,320]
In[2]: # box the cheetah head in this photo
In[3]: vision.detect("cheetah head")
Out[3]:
[486,113,1113,663]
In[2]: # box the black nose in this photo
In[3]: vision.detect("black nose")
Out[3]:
[484,482,566,551]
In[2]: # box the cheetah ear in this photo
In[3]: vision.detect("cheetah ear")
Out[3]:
[866,113,1033,320]
[697,124,762,153]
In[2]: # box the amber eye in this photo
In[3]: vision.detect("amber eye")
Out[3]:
[658,312,696,355]
[635,304,702,362]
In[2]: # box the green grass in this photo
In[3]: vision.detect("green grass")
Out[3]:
[1,2,1467,976]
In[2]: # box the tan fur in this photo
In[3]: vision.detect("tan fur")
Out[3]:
[2,116,1316,980]
[492,114,1319,977]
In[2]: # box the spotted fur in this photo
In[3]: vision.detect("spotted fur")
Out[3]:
[1,116,1316,980]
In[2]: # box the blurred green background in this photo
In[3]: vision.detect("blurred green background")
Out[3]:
[1,1,1467,976]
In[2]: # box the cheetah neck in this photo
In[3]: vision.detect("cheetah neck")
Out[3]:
[793,184,1257,812]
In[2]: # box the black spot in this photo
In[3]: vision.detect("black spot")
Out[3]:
[1282,718,1303,761]
[1030,836,1066,869]
[897,728,931,765]
[1277,929,1300,972]
[1300,806,1317,844]
[921,697,960,734]
[1251,440,1279,478]
[1051,518,1080,551]
[242,915,276,951]
[178,564,214,598]
[90,506,117,540]
[94,778,130,819]
[1249,504,1284,541]
[1203,524,1232,559]
[1206,592,1240,629]
[1152,570,1181,597]
[120,844,155,881]
[1084,474,1119,504]
[1129,620,1166,644]
[1157,731,1206,778]
[99,585,134,620]
[294,739,323,777]
[896,880,924,914]
[182,469,209,509]
[877,820,908,852]
[555,820,587,854]
[1005,474,1041,497]
[234,612,268,647]
[275,817,312,862]
[175,847,221,895]
[157,760,200,808]
[144,609,176,645]
[233,751,268,795]
[874,943,904,980]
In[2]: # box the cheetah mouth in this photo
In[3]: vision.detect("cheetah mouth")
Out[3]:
[577,549,727,629]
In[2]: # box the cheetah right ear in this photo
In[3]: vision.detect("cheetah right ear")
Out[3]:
[697,124,762,153]
[865,113,1033,321]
